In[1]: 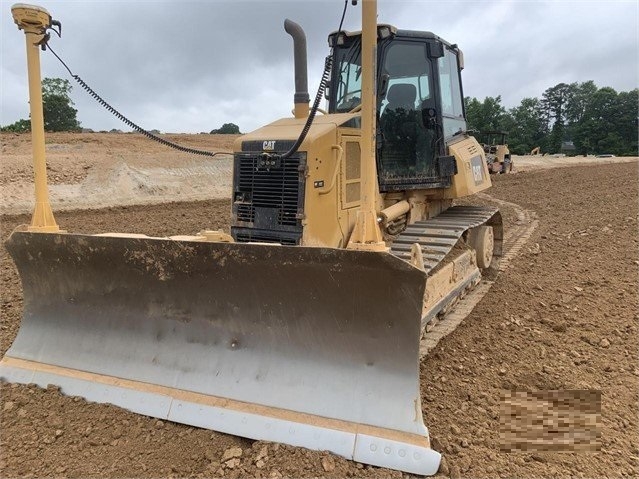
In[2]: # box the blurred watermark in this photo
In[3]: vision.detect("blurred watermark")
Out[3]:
[500,390,601,452]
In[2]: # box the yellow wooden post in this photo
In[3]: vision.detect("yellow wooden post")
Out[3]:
[347,0,385,251]
[12,4,60,232]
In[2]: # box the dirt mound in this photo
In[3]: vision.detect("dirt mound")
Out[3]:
[0,132,237,214]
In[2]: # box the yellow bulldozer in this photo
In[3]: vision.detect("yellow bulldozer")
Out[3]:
[481,130,513,173]
[2,1,502,476]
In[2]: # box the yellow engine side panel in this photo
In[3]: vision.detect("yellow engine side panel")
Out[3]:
[302,130,345,247]
[444,136,492,199]
[302,130,366,248]
[233,114,362,249]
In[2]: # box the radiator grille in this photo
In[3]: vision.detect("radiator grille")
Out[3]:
[232,152,306,244]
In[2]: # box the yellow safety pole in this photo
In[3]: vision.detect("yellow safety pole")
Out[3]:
[12,4,60,232]
[347,0,385,251]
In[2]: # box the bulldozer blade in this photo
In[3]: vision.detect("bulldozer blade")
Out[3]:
[1,230,441,475]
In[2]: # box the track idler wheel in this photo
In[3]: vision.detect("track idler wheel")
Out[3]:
[467,225,494,269]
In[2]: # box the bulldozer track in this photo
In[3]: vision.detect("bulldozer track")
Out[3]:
[390,205,502,271]
[419,195,539,357]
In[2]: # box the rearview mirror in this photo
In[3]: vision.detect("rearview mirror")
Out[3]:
[379,73,390,98]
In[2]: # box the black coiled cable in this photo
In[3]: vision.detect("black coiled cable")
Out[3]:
[279,54,333,159]
[46,43,230,158]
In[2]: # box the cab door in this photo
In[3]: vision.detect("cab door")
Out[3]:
[376,40,439,190]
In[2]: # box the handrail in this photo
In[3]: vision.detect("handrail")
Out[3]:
[317,145,343,195]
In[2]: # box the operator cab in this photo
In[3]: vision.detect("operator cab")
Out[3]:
[328,26,465,191]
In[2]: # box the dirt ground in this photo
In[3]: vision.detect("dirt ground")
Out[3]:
[0,133,637,478]
[513,153,638,172]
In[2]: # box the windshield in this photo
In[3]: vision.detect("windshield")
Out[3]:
[333,39,362,113]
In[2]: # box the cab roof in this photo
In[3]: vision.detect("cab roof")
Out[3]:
[328,24,457,49]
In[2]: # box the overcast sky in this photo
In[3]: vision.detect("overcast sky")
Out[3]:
[1,0,637,133]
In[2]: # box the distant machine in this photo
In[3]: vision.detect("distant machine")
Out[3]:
[561,141,576,156]
[481,130,513,173]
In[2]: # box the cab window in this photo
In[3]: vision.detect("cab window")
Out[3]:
[437,48,465,137]
[334,39,362,112]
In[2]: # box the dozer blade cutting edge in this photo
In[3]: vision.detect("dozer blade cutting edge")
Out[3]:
[1,229,441,475]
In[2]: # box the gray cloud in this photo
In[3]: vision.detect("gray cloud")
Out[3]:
[1,0,637,133]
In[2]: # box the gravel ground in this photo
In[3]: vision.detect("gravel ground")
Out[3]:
[1,160,637,478]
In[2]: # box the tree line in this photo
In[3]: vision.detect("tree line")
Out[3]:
[465,81,638,156]
[3,77,635,156]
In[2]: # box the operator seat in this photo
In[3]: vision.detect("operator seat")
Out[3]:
[383,83,417,114]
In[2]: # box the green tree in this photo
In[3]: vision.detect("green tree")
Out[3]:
[565,81,598,125]
[540,83,574,153]
[615,89,639,155]
[575,87,629,155]
[42,77,81,132]
[504,97,547,155]
[211,123,240,134]
[0,119,31,133]
[464,96,507,133]
[564,81,598,154]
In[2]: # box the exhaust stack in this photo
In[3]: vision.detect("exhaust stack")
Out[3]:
[284,19,310,119]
